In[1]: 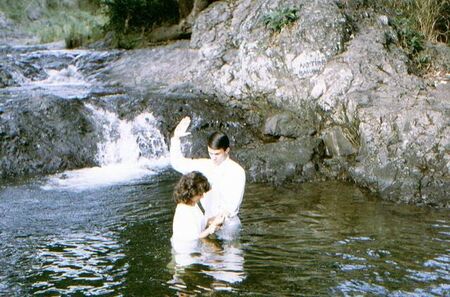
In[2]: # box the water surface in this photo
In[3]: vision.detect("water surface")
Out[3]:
[1,175,448,296]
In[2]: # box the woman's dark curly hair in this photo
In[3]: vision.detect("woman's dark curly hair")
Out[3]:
[173,171,211,205]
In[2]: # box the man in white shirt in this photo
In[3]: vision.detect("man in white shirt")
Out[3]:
[170,116,246,236]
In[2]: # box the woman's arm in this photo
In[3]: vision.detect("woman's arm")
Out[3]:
[199,224,217,238]
[207,213,225,227]
[200,214,225,238]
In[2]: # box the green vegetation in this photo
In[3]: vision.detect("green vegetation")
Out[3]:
[383,0,449,45]
[1,0,447,54]
[383,0,449,74]
[0,0,106,47]
[392,17,431,74]
[343,0,449,44]
[0,0,182,48]
[342,0,449,75]
[263,7,299,32]
[38,10,106,48]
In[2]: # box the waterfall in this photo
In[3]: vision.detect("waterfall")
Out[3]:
[87,104,168,166]
[42,105,170,191]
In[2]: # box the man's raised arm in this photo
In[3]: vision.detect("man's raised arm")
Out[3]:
[170,116,195,174]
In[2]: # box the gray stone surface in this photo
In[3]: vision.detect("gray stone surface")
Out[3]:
[184,0,449,206]
[0,96,99,179]
[264,112,314,138]
[190,0,348,110]
[236,136,322,184]
[1,0,448,207]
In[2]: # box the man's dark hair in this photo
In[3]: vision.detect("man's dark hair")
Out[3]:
[173,171,211,205]
[208,132,230,150]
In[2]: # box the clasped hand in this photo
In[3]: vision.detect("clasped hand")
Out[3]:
[207,213,225,234]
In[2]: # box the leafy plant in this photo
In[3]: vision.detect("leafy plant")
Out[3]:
[415,53,431,72]
[403,0,449,44]
[394,18,425,54]
[263,7,299,32]
[341,0,447,74]
[392,17,433,74]
[30,10,106,46]
[64,17,104,48]
[114,32,143,49]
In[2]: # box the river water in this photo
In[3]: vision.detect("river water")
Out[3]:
[1,175,449,296]
[0,46,449,296]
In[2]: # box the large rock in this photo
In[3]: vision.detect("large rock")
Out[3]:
[0,45,121,179]
[311,20,449,207]
[185,0,449,206]
[190,0,348,111]
[0,96,99,179]
[236,136,323,184]
[105,41,198,91]
[1,0,447,207]
[104,0,448,206]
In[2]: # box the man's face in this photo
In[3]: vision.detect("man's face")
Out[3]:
[208,147,229,166]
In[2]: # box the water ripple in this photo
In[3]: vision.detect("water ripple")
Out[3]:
[29,232,126,296]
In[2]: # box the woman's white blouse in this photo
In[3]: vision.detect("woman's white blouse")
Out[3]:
[171,203,206,241]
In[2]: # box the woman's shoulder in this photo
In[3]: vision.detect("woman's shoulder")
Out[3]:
[174,203,193,216]
[176,203,194,211]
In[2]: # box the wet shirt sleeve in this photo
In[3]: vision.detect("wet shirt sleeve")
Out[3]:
[170,136,210,174]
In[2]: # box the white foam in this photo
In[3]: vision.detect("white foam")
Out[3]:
[41,65,87,85]
[42,158,168,191]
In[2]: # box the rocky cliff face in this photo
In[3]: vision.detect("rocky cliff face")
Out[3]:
[181,0,449,206]
[1,0,447,207]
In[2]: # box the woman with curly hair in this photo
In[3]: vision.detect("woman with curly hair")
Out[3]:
[171,171,224,242]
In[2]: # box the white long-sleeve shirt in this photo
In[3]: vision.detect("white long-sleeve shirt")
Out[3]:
[171,203,206,255]
[171,203,206,241]
[170,136,246,220]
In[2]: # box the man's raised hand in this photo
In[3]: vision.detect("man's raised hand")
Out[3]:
[173,116,191,138]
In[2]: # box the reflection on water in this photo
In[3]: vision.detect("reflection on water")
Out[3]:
[168,239,246,294]
[31,232,126,296]
[0,178,449,296]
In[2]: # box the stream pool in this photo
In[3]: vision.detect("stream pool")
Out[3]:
[1,172,449,296]
[2,44,448,296]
